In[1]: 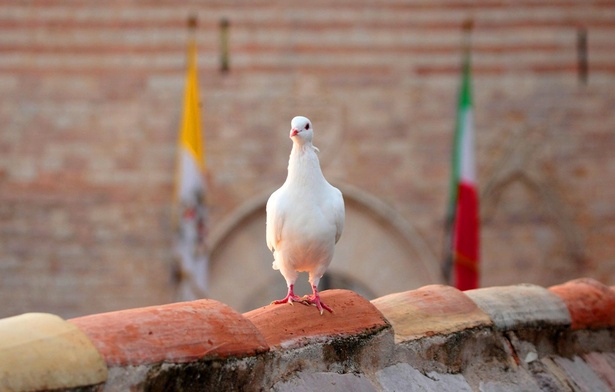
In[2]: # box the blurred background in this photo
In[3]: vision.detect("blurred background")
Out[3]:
[1,1,614,319]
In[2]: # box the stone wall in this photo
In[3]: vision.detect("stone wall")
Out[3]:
[1,1,615,318]
[1,278,615,391]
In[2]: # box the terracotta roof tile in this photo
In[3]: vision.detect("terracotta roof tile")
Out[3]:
[69,299,268,367]
[243,289,390,349]
[465,284,571,330]
[549,278,615,330]
[0,313,107,391]
[371,284,492,343]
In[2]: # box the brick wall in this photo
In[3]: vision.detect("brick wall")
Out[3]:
[1,1,615,318]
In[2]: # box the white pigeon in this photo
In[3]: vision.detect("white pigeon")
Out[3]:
[266,116,345,314]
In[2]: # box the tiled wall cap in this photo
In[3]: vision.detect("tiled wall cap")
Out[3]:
[465,284,571,331]
[371,285,492,343]
[69,299,268,367]
[244,289,391,349]
[0,313,107,391]
[549,278,615,330]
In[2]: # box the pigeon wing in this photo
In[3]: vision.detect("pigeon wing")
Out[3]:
[266,188,284,252]
[332,188,345,244]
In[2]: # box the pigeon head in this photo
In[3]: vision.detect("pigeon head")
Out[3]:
[289,116,313,144]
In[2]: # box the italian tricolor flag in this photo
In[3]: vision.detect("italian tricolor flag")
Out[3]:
[447,41,480,291]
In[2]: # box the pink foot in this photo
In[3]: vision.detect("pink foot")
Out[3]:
[302,286,333,315]
[271,285,306,306]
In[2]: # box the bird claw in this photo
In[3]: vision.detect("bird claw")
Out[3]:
[271,288,332,315]
[301,295,333,315]
[271,295,306,306]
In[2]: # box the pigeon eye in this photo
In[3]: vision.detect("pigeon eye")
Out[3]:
[305,124,310,130]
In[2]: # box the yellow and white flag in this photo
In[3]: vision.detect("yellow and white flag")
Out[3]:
[175,38,208,300]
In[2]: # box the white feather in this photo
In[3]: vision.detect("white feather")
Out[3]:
[266,116,345,289]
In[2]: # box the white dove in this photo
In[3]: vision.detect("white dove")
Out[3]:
[266,116,345,314]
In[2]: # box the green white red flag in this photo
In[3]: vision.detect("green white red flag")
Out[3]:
[446,37,480,290]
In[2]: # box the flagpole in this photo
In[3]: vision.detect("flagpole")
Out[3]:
[442,19,474,285]
[188,14,197,28]
[461,19,473,86]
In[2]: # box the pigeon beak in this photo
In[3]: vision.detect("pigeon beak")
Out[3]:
[290,128,299,137]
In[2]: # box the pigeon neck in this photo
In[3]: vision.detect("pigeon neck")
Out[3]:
[286,142,325,186]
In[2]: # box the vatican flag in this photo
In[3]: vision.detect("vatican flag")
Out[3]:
[175,37,208,300]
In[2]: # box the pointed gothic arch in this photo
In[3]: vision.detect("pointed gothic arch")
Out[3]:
[480,170,585,287]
